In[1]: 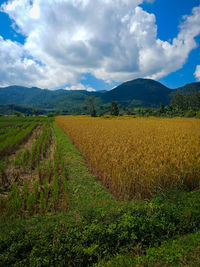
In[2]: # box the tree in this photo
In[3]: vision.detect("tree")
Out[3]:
[171,92,200,113]
[159,104,165,113]
[111,101,119,116]
[33,109,39,116]
[84,96,97,117]
[170,94,187,110]
[188,92,200,110]
[14,112,21,117]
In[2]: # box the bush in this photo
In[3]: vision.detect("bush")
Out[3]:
[196,110,200,118]
[1,190,200,266]
[185,109,196,117]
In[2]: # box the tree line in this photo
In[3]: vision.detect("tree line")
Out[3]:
[84,91,200,118]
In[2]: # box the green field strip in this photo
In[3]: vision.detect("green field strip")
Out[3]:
[0,122,33,144]
[53,122,119,214]
[97,230,200,267]
[0,123,37,157]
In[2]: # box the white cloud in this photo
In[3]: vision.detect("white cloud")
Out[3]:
[0,0,200,89]
[0,35,78,88]
[64,83,96,92]
[0,35,44,87]
[194,65,200,81]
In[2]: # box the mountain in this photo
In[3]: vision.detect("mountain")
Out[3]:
[170,82,200,97]
[102,79,171,107]
[0,104,36,115]
[0,86,103,110]
[0,79,200,112]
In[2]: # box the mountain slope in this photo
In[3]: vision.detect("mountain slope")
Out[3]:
[0,104,36,115]
[1,79,200,110]
[170,82,200,97]
[102,78,171,107]
[0,86,102,110]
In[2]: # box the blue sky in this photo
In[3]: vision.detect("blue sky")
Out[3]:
[0,0,200,90]
[141,0,200,88]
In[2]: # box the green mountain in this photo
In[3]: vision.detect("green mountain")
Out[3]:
[0,79,200,112]
[0,85,103,111]
[170,82,200,97]
[0,104,37,115]
[102,78,171,107]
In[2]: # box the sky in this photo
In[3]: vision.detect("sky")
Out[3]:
[0,0,200,91]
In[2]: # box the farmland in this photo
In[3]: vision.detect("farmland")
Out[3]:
[0,115,200,266]
[56,116,200,199]
[0,116,69,218]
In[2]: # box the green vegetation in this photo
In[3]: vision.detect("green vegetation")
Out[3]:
[0,117,200,266]
[120,90,200,118]
[0,117,69,218]
[170,91,200,111]
[0,116,42,158]
[1,79,200,116]
[111,101,119,116]
[84,96,98,117]
[0,104,41,116]
[97,230,200,266]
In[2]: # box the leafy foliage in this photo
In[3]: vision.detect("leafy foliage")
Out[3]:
[111,101,119,116]
[84,96,98,117]
[0,190,200,266]
[97,230,200,266]
[170,91,200,111]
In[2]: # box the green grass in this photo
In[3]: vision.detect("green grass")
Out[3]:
[97,230,200,266]
[53,122,118,214]
[1,189,200,266]
[0,120,200,266]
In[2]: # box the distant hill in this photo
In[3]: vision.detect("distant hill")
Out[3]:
[170,82,200,97]
[0,104,36,115]
[102,79,171,107]
[0,86,103,111]
[0,79,200,112]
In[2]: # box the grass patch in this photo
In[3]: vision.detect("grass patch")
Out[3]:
[53,122,118,214]
[97,230,200,266]
[1,189,200,266]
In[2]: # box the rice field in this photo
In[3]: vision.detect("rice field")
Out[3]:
[0,117,69,218]
[56,116,200,199]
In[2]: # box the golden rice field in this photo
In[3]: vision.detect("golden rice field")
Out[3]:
[56,116,200,199]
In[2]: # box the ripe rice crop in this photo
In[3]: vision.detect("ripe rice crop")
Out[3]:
[56,116,200,199]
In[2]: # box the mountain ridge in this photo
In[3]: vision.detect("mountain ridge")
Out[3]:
[1,79,200,110]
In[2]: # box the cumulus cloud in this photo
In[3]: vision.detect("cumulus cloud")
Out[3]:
[0,35,45,87]
[0,35,79,88]
[64,83,96,92]
[194,65,200,81]
[0,0,200,89]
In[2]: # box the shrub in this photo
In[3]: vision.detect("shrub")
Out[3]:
[185,109,196,117]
